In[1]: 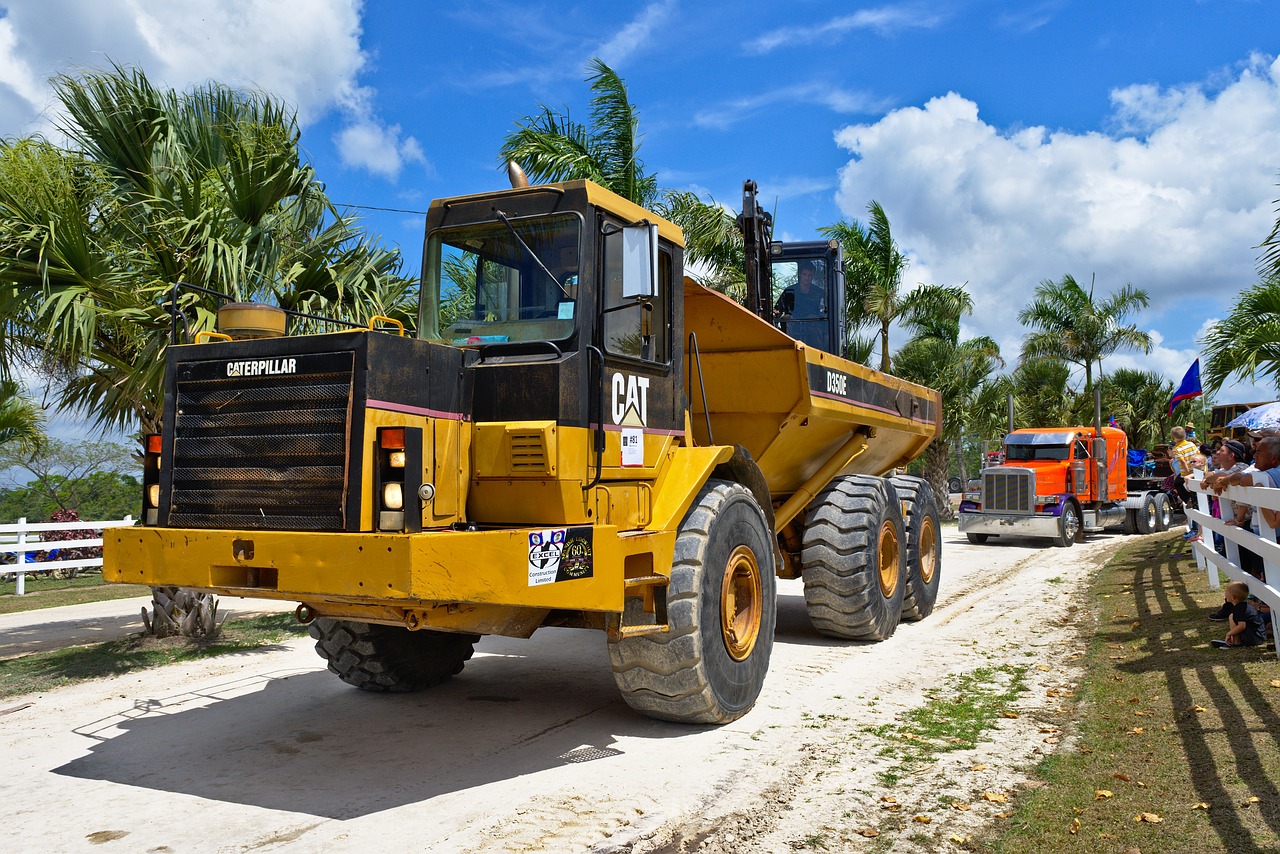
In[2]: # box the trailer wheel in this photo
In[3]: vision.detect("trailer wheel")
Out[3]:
[1154,493,1172,531]
[608,480,776,724]
[309,618,478,692]
[966,533,989,544]
[1055,501,1081,547]
[802,475,906,641]
[1135,494,1158,534]
[890,475,941,621]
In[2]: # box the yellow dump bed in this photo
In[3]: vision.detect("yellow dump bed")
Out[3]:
[684,281,940,499]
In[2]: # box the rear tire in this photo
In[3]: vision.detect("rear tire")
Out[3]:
[309,618,478,692]
[890,475,941,621]
[1135,494,1158,534]
[1055,501,1080,548]
[802,475,906,641]
[966,532,989,545]
[609,480,776,724]
[1122,508,1138,534]
[1154,493,1172,531]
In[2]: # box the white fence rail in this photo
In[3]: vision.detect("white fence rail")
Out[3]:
[0,516,136,595]
[1186,474,1280,659]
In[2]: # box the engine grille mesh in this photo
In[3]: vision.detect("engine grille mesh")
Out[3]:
[983,468,1034,514]
[168,353,354,530]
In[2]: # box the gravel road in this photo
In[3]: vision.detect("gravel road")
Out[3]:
[0,527,1138,853]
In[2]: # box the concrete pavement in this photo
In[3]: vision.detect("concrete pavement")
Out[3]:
[0,594,298,659]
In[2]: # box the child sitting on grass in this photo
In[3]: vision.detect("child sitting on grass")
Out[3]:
[1211,581,1268,649]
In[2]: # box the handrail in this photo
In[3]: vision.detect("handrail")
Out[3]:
[583,344,607,494]
[166,281,369,345]
[686,332,714,446]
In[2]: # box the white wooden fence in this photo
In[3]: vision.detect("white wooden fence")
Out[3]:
[0,516,136,595]
[1186,474,1280,659]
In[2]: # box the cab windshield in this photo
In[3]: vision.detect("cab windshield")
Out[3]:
[1006,444,1070,462]
[420,213,582,345]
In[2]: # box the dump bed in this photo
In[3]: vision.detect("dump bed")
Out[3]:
[684,281,940,499]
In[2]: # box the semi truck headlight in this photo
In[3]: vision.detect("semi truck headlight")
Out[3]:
[963,491,980,502]
[382,482,404,511]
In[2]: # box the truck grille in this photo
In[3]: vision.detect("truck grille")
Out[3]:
[983,468,1034,514]
[168,352,355,530]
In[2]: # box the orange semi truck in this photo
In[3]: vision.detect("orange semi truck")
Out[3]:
[957,425,1174,546]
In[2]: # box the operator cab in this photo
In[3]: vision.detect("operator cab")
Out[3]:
[768,239,846,356]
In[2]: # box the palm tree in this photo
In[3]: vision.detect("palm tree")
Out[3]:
[822,203,965,373]
[0,379,44,453]
[1017,274,1152,396]
[499,59,657,208]
[892,288,1001,517]
[0,65,412,436]
[1102,368,1174,450]
[1201,271,1280,393]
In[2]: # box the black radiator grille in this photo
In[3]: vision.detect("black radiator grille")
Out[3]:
[168,353,355,530]
[983,468,1034,514]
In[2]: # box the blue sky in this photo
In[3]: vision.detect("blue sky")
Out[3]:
[2,0,1280,441]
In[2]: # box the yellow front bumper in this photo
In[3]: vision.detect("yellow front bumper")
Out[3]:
[105,525,673,615]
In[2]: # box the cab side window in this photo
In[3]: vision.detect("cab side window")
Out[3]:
[602,230,671,364]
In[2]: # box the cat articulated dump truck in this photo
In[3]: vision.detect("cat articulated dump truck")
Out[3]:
[105,176,942,724]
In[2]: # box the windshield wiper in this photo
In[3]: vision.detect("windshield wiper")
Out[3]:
[492,208,569,297]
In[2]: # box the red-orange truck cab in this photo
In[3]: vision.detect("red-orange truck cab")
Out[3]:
[957,425,1162,546]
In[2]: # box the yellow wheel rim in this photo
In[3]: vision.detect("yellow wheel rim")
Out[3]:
[877,520,901,598]
[917,517,937,585]
[721,545,763,662]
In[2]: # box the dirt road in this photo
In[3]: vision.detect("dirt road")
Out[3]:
[0,528,1136,853]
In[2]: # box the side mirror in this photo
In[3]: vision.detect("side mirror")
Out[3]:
[621,222,659,299]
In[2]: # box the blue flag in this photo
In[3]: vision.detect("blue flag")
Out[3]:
[1168,358,1202,416]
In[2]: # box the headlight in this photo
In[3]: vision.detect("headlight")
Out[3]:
[147,484,161,508]
[382,482,404,511]
[389,450,406,468]
[963,491,981,502]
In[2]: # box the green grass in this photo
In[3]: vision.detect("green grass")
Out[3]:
[0,573,149,614]
[0,613,310,700]
[981,533,1280,853]
[866,664,1030,785]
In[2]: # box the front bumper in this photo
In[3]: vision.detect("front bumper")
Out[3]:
[958,510,1060,539]
[105,525,674,617]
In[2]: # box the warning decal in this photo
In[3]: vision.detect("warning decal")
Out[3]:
[528,527,594,585]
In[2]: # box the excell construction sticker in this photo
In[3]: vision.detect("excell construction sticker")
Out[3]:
[527,527,594,585]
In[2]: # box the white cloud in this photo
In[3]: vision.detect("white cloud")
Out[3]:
[832,53,1280,391]
[0,1,423,183]
[695,82,886,129]
[747,4,945,55]
[596,0,676,66]
[335,120,426,181]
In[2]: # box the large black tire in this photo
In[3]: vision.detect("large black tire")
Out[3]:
[890,475,942,622]
[1135,493,1158,534]
[1055,501,1081,547]
[802,475,906,641]
[309,618,478,692]
[1154,493,1172,532]
[609,480,776,724]
[1122,508,1138,534]
[966,532,989,544]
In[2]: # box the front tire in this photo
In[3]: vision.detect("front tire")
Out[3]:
[309,619,478,692]
[1055,501,1080,547]
[609,480,776,724]
[891,475,941,621]
[802,475,906,641]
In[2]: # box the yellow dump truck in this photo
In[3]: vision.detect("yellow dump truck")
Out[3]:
[105,177,941,723]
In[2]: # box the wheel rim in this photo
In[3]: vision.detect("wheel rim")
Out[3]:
[721,545,763,662]
[918,517,938,585]
[877,520,901,597]
[1063,507,1080,541]
[1146,498,1156,520]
